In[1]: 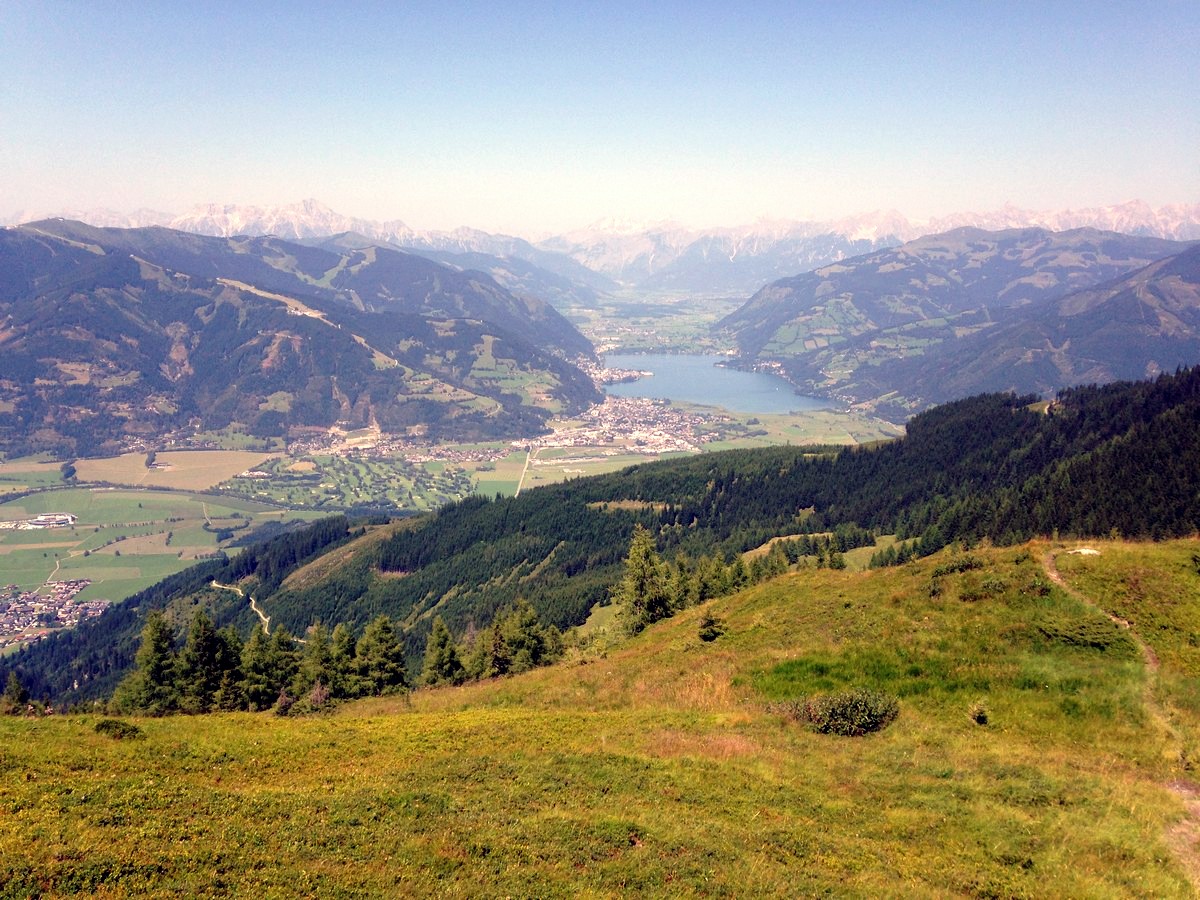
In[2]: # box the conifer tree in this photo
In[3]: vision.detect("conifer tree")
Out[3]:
[111,611,178,716]
[212,624,245,710]
[293,623,333,697]
[421,617,465,686]
[481,617,511,679]
[329,622,360,699]
[667,557,698,610]
[615,524,671,635]
[240,625,276,711]
[267,627,301,705]
[2,671,29,713]
[177,611,223,714]
[502,600,558,674]
[729,556,750,589]
[355,615,408,695]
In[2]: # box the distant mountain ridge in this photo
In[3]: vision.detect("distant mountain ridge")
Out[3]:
[720,227,1200,419]
[0,220,599,457]
[9,199,1199,295]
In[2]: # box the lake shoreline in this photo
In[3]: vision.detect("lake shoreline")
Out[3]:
[603,353,832,415]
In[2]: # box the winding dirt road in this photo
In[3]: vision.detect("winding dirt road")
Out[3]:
[210,580,270,633]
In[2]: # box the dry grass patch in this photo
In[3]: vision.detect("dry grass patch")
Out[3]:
[75,450,273,490]
[645,728,761,760]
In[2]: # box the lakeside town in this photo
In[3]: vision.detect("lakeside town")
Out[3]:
[276,395,733,469]
[276,360,739,465]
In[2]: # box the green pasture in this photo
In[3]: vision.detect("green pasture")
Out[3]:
[2,540,1198,894]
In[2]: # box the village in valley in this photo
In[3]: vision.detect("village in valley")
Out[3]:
[271,362,744,476]
[1,579,108,651]
[0,513,111,650]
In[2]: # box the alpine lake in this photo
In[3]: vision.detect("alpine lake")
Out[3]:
[604,353,828,414]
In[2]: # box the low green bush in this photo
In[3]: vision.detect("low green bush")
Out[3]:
[931,555,984,578]
[698,611,725,642]
[94,718,144,740]
[773,688,899,736]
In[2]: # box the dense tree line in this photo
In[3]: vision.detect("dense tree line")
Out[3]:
[111,609,409,716]
[612,523,841,636]
[107,597,565,715]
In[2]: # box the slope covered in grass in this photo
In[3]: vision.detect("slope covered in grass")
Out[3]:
[2,539,1197,895]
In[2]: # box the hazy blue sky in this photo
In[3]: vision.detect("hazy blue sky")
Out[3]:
[2,1,1197,234]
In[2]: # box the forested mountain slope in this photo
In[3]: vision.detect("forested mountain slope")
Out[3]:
[872,243,1200,408]
[8,366,1200,707]
[0,221,597,456]
[720,227,1195,418]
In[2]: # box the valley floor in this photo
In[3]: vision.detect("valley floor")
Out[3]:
[2,539,1198,896]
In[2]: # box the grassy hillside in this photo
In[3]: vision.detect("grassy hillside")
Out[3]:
[2,539,1197,895]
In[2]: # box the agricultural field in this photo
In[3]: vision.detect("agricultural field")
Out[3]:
[516,448,687,493]
[0,486,302,605]
[73,450,274,490]
[688,406,902,450]
[2,540,1198,894]
[561,290,742,355]
[0,457,69,497]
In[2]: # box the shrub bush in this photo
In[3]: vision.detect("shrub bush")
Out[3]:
[774,688,899,736]
[698,611,725,642]
[94,719,144,740]
[931,555,984,578]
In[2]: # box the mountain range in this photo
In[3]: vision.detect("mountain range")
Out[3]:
[720,227,1200,419]
[8,199,1199,296]
[0,220,599,457]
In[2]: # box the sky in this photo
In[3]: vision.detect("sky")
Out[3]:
[1,1,1197,236]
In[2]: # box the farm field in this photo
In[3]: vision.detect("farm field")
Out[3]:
[563,289,743,355]
[73,450,274,490]
[0,457,69,497]
[2,540,1197,894]
[704,407,904,448]
[0,487,300,604]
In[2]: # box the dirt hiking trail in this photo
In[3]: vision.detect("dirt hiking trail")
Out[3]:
[1043,548,1199,890]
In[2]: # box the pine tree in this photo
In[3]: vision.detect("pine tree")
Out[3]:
[267,627,301,706]
[329,622,360,699]
[667,557,698,610]
[355,616,408,695]
[728,556,750,590]
[177,611,223,714]
[111,611,178,716]
[481,617,511,679]
[293,623,333,697]
[615,524,671,635]
[2,671,29,713]
[239,625,278,712]
[502,600,556,674]
[421,617,465,686]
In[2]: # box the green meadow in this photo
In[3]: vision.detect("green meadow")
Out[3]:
[2,539,1197,895]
